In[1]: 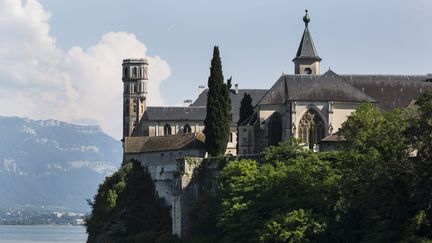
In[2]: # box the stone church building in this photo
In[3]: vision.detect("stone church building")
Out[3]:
[237,10,432,155]
[121,10,431,237]
[122,10,431,156]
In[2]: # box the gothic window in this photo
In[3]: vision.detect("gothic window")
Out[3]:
[164,124,172,135]
[298,109,325,148]
[268,112,282,146]
[183,124,191,133]
[132,67,138,77]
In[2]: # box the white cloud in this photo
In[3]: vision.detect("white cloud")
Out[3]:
[0,0,171,138]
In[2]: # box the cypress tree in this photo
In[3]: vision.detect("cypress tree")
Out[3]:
[204,46,230,157]
[237,93,254,126]
[236,93,254,153]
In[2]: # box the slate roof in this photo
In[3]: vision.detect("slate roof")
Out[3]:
[293,26,321,61]
[342,74,432,111]
[191,89,268,125]
[124,132,206,153]
[258,71,431,111]
[144,106,206,121]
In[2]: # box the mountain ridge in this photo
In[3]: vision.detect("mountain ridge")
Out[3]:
[0,116,123,212]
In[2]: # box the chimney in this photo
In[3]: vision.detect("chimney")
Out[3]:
[234,84,239,95]
[183,99,193,107]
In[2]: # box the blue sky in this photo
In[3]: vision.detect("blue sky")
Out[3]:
[0,0,431,137]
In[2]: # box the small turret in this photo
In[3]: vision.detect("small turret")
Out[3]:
[293,10,321,75]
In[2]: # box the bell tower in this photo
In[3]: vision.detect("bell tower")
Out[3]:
[293,10,321,75]
[122,58,148,139]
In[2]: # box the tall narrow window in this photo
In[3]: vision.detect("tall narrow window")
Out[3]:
[164,124,172,135]
[183,124,191,133]
[298,109,325,148]
[132,67,138,77]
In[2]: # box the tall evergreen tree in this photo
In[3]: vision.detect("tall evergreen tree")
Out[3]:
[237,93,254,126]
[236,93,254,153]
[204,46,231,157]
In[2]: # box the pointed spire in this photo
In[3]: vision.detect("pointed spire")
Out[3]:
[293,10,321,62]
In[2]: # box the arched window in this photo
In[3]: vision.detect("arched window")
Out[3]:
[183,124,191,133]
[164,124,172,135]
[132,67,138,77]
[298,109,325,148]
[304,67,312,75]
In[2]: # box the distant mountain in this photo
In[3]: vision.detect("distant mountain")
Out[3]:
[0,116,122,212]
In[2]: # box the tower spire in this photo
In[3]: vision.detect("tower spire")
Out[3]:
[292,9,321,75]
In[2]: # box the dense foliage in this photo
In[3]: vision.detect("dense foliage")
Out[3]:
[87,91,432,242]
[85,161,177,243]
[204,46,231,157]
[189,91,432,242]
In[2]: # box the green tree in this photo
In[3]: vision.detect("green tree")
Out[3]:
[204,46,231,157]
[237,93,254,126]
[236,92,254,153]
[218,142,341,242]
[336,103,415,242]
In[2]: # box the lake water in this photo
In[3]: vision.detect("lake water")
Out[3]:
[0,225,87,243]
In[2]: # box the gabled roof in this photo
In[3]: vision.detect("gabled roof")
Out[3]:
[191,89,267,125]
[124,132,206,154]
[257,71,431,110]
[289,70,376,102]
[144,106,206,121]
[258,70,376,105]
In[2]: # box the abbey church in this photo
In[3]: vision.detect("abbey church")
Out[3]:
[122,10,431,156]
[120,10,431,237]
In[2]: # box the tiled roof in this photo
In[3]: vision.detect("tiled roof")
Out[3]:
[342,74,432,111]
[124,132,206,153]
[144,106,206,121]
